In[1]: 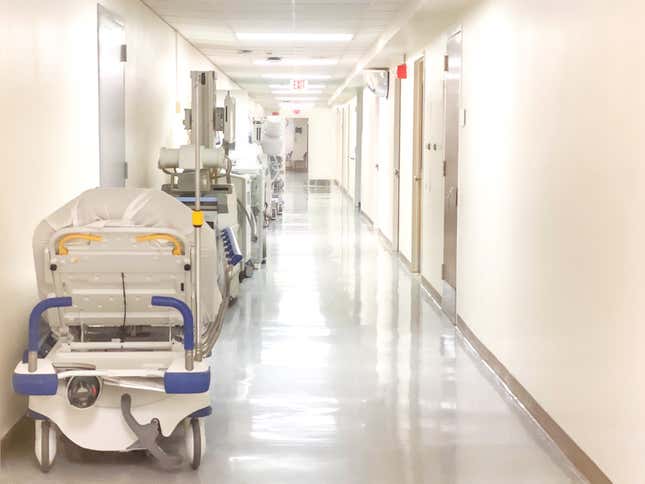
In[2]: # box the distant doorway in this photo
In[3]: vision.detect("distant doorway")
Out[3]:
[97,5,126,187]
[286,118,309,172]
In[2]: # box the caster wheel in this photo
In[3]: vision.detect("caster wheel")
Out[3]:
[184,418,206,470]
[35,420,57,473]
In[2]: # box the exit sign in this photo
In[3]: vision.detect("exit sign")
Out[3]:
[290,79,308,90]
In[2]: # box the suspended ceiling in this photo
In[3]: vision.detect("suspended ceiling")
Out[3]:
[144,0,412,111]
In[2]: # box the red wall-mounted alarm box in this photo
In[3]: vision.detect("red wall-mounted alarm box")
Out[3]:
[397,63,407,79]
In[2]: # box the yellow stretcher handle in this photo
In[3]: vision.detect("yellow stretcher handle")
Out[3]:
[57,234,103,255]
[135,234,183,256]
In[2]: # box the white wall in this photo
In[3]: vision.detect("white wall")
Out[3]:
[348,98,357,198]
[342,0,645,481]
[374,89,395,243]
[0,0,100,439]
[307,108,338,181]
[335,98,358,198]
[335,108,343,185]
[0,0,243,439]
[360,88,379,220]
[100,0,239,190]
[455,2,645,481]
[334,76,397,243]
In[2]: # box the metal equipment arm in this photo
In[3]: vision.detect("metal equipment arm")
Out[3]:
[237,199,259,242]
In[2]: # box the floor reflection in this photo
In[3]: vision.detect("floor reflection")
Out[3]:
[1,172,584,484]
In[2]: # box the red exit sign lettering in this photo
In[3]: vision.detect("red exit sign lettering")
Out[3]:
[290,79,308,90]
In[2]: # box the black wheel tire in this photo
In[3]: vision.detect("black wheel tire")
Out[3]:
[190,418,202,470]
[39,420,54,473]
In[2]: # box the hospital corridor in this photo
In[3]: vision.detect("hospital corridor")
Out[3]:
[0,1,642,484]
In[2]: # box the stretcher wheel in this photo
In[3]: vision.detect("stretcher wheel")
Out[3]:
[34,420,57,472]
[184,418,205,470]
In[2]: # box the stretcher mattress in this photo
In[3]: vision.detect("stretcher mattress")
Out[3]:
[33,188,222,330]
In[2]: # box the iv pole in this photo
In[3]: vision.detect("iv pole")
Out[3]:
[191,72,204,366]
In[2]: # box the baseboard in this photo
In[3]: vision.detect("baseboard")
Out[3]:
[420,276,442,306]
[375,229,393,252]
[338,184,353,201]
[398,252,412,272]
[359,210,374,227]
[308,178,331,187]
[455,315,611,484]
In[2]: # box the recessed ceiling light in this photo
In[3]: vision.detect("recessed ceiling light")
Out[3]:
[277,97,320,102]
[271,90,323,95]
[237,33,353,42]
[262,74,331,80]
[254,58,338,66]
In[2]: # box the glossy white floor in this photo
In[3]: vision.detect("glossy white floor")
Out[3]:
[1,172,584,483]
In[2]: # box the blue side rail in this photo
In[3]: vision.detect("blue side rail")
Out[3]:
[151,296,194,371]
[28,297,72,372]
[221,227,244,266]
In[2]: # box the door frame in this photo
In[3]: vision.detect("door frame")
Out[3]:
[392,76,402,251]
[354,88,364,209]
[410,57,425,273]
[441,28,463,321]
[341,106,348,190]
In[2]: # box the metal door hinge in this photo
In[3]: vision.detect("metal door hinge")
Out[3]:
[444,54,449,72]
[124,162,128,180]
[455,188,459,206]
[442,161,447,177]
[441,263,446,280]
[120,44,128,62]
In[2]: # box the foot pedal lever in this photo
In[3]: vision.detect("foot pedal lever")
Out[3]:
[121,393,182,469]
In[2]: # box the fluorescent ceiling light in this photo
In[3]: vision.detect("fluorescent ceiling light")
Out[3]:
[277,97,319,102]
[254,58,338,67]
[237,33,353,42]
[270,84,326,89]
[262,74,331,80]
